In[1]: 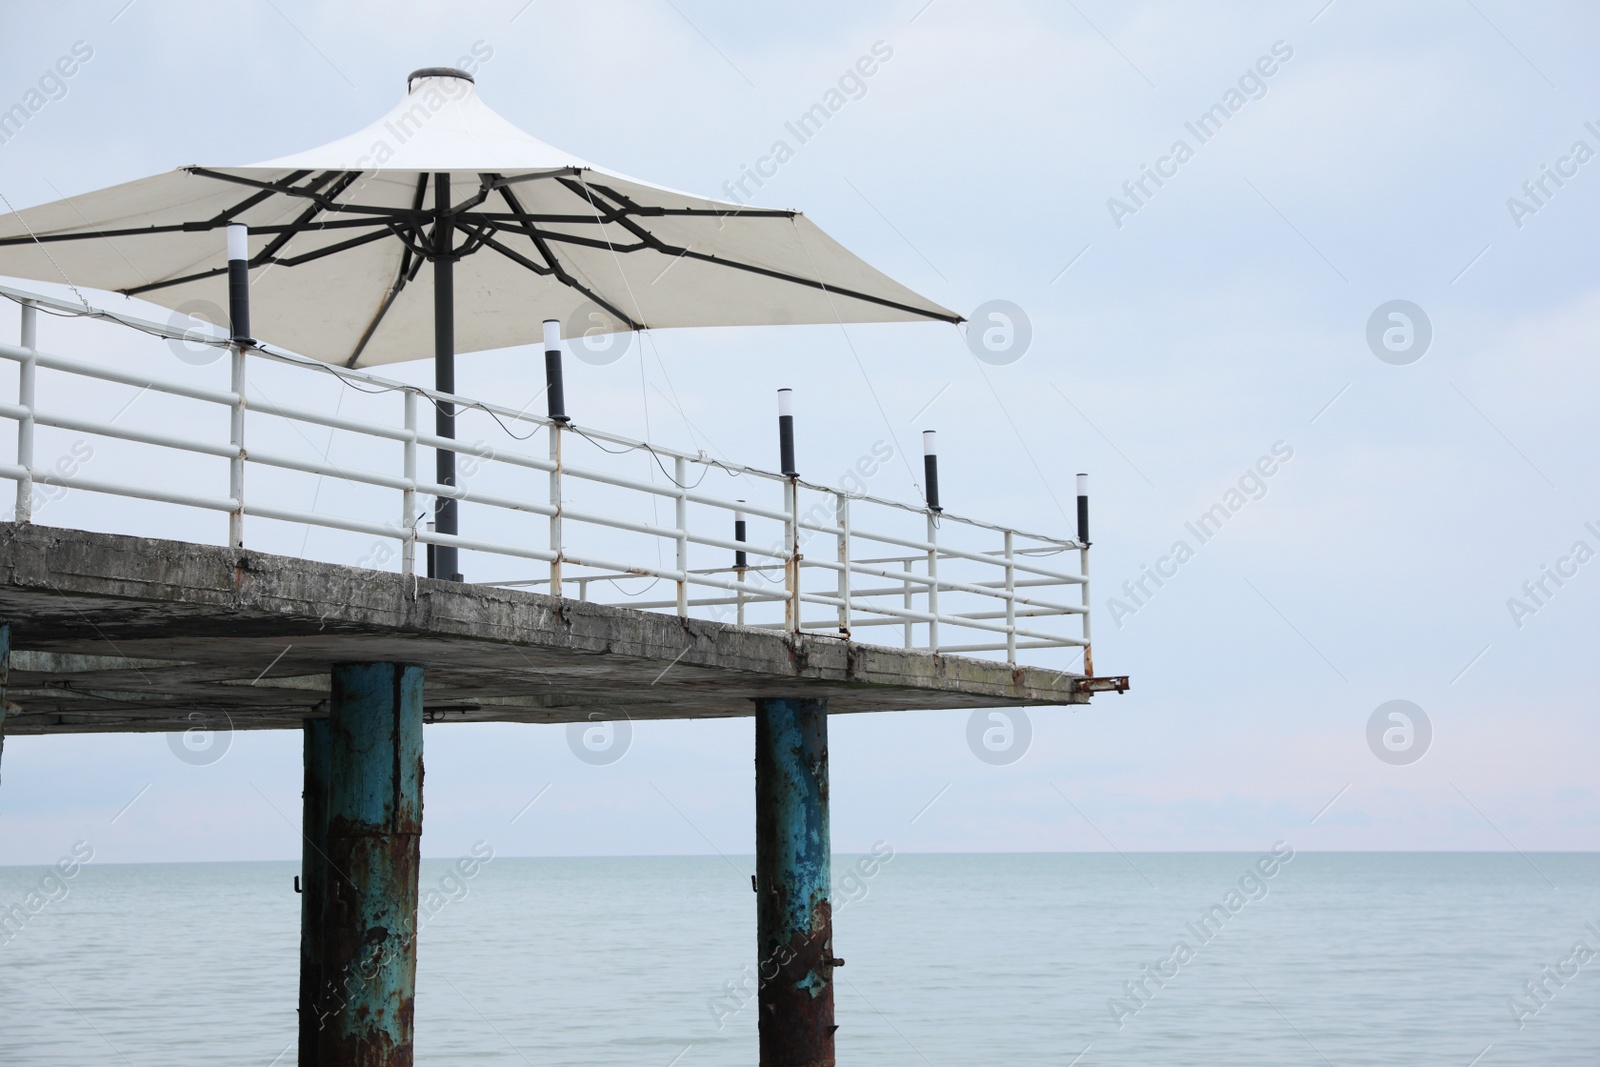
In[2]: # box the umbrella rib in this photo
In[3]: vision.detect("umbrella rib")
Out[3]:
[121,221,396,298]
[117,226,397,297]
[0,223,204,248]
[661,245,961,322]
[253,171,365,263]
[270,226,396,268]
[576,177,795,220]
[495,184,643,330]
[207,169,316,225]
[342,246,426,369]
[0,218,398,249]
[121,267,228,297]
[562,177,957,323]
[474,229,642,332]
[185,167,431,222]
[344,175,432,368]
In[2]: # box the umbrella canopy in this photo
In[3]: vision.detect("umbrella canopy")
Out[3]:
[0,68,958,366]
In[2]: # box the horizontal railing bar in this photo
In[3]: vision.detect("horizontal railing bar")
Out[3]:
[834,576,1083,615]
[842,525,1084,578]
[0,342,238,407]
[936,640,1079,653]
[250,449,411,491]
[811,558,1086,610]
[560,506,681,542]
[35,410,238,460]
[846,547,1072,568]
[935,607,1081,621]
[794,590,1083,643]
[422,528,554,564]
[411,429,548,471]
[684,529,789,560]
[412,478,556,517]
[253,396,414,445]
[0,464,237,513]
[580,593,787,611]
[838,577,1067,600]
[244,503,408,541]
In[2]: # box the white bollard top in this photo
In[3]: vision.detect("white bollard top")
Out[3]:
[542,319,561,351]
[777,388,793,416]
[922,430,937,456]
[226,223,249,262]
[1076,472,1088,496]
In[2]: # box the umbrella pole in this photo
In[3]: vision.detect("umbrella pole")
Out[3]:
[432,172,461,582]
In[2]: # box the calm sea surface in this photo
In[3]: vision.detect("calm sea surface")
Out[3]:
[2,853,1597,1065]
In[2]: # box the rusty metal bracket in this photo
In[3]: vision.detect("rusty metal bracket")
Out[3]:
[1073,675,1130,694]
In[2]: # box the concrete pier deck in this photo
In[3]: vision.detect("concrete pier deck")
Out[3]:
[0,523,1099,735]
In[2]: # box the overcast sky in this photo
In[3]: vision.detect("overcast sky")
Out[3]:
[1,0,1598,863]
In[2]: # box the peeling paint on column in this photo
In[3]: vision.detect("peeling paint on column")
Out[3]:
[0,622,9,787]
[755,697,836,1067]
[318,663,423,1067]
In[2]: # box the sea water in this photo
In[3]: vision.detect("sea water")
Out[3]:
[2,853,1597,1065]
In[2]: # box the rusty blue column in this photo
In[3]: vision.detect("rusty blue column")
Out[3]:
[754,697,837,1067]
[0,624,9,788]
[298,717,330,1067]
[318,664,424,1067]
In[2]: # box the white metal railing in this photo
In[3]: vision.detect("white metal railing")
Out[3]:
[0,284,1092,670]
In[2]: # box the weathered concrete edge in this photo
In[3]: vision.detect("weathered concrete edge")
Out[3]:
[0,523,1089,706]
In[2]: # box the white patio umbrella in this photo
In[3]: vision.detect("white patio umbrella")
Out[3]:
[0,67,958,577]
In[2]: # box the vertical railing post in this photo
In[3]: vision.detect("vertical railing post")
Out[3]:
[675,456,688,616]
[15,302,36,524]
[401,390,417,582]
[901,559,913,649]
[549,422,563,598]
[926,513,939,652]
[1005,530,1016,665]
[229,345,246,548]
[1077,473,1092,676]
[784,479,799,634]
[835,493,850,636]
[1080,542,1093,676]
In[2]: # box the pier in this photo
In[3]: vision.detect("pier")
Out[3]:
[0,285,1122,1064]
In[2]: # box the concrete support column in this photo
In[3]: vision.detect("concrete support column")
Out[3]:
[754,697,837,1067]
[317,663,424,1067]
[298,717,330,1067]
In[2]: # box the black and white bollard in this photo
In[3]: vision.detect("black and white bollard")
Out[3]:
[1076,472,1089,545]
[543,318,568,423]
[734,503,748,570]
[922,430,941,512]
[777,388,797,478]
[226,224,252,345]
